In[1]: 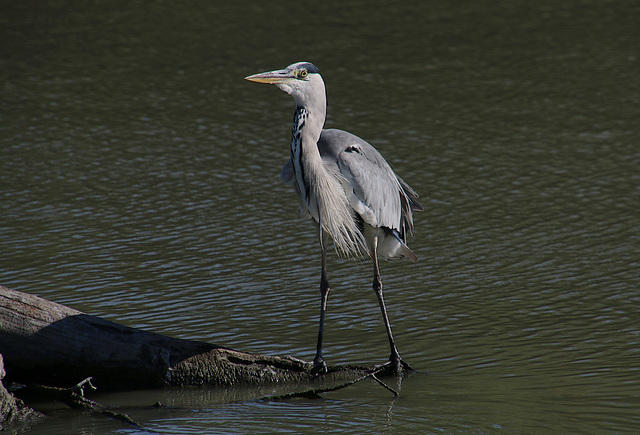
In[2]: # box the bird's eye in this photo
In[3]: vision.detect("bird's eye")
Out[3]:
[297,69,308,79]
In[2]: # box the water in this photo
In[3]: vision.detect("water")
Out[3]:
[2,0,639,433]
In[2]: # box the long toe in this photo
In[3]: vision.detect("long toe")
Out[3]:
[311,356,328,375]
[397,356,414,373]
[380,353,414,376]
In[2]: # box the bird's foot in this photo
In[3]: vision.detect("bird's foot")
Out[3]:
[373,352,414,376]
[311,355,328,376]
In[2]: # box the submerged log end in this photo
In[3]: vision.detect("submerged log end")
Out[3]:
[0,354,45,430]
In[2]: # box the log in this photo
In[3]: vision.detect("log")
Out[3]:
[14,377,142,429]
[0,285,366,391]
[0,354,44,429]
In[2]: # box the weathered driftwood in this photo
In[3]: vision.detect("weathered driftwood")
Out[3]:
[14,377,142,429]
[0,285,368,391]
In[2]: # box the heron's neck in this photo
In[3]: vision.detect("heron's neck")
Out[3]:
[290,100,328,220]
[289,101,365,256]
[293,96,326,144]
[290,101,326,170]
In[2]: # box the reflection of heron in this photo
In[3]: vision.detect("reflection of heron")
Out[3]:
[245,62,423,374]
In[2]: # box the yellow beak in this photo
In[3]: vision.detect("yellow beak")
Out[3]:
[244,68,293,84]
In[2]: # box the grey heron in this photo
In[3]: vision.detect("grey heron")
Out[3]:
[245,61,423,375]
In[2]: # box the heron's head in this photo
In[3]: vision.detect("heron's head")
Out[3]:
[245,62,325,109]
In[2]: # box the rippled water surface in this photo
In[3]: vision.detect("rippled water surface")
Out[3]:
[2,0,639,433]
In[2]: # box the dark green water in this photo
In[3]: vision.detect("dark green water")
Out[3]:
[1,0,639,433]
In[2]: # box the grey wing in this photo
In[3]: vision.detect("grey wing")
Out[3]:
[281,159,294,185]
[319,129,419,235]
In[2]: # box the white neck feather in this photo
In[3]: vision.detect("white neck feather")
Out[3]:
[288,76,366,256]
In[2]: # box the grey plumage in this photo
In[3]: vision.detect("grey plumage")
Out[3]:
[246,62,422,374]
[281,128,423,261]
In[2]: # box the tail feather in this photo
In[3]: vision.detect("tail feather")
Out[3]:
[378,227,419,263]
[398,243,418,263]
[397,177,423,241]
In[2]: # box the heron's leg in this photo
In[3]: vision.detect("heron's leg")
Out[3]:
[372,236,413,375]
[312,245,330,374]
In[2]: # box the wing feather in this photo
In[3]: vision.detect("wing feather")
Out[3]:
[318,129,417,233]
